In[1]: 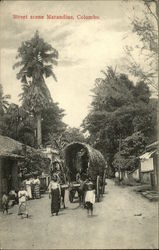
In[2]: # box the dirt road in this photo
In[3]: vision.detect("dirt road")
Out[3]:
[0,179,158,249]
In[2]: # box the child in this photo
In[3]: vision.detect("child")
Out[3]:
[2,192,9,214]
[84,179,95,216]
[18,185,29,219]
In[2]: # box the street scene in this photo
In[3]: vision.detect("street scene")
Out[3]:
[0,0,159,249]
[0,180,158,249]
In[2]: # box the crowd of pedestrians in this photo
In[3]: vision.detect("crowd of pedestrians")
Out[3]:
[2,175,41,219]
[2,170,96,219]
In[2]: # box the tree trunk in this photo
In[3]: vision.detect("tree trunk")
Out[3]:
[156,1,159,142]
[36,112,42,147]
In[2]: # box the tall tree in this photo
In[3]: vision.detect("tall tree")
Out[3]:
[41,102,66,145]
[13,31,58,147]
[82,67,157,175]
[124,0,158,92]
[124,0,159,145]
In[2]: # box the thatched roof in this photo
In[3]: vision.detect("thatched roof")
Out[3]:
[64,142,106,181]
[0,135,24,159]
[0,135,47,159]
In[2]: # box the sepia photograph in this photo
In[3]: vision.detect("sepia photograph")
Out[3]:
[0,0,158,249]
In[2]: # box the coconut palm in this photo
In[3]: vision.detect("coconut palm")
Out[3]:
[13,31,58,147]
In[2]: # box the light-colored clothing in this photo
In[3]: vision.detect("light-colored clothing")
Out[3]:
[85,190,95,204]
[33,178,40,185]
[2,194,8,204]
[18,190,28,215]
[18,190,28,203]
[25,180,32,199]
[115,172,119,178]
[49,181,61,194]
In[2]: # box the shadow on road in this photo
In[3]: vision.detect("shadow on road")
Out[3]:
[87,214,98,218]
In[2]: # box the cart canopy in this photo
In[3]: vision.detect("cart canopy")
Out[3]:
[64,142,106,182]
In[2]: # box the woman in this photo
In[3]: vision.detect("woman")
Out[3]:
[33,176,41,199]
[49,175,61,216]
[25,177,32,199]
[18,185,29,219]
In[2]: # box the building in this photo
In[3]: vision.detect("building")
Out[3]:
[0,135,24,209]
[41,145,61,164]
[0,135,50,209]
[139,141,158,189]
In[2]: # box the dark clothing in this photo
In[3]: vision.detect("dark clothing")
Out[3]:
[51,188,60,214]
[34,184,40,199]
[85,201,93,211]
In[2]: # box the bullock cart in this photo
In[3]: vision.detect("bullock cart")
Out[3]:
[64,142,107,203]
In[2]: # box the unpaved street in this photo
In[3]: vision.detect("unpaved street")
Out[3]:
[0,179,158,249]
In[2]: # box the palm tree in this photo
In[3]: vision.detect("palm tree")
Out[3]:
[13,31,58,147]
[0,84,10,115]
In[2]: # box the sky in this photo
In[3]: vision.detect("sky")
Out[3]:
[0,0,149,128]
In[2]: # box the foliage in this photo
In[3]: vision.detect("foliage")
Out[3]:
[13,31,59,146]
[82,67,157,174]
[18,150,50,178]
[113,131,147,171]
[0,84,11,115]
[13,30,58,113]
[1,103,36,146]
[41,102,66,145]
[63,127,86,143]
[48,127,86,160]
[124,0,158,92]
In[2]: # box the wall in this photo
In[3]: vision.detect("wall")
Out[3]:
[140,172,151,184]
[0,157,19,209]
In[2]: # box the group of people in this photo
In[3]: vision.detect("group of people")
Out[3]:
[18,175,41,218]
[2,171,96,219]
[48,172,96,217]
[76,173,96,216]
[2,175,41,219]
[24,176,41,200]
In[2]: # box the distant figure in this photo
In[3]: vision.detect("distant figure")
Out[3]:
[84,180,95,216]
[115,170,120,185]
[18,185,29,219]
[33,176,41,199]
[2,193,9,214]
[49,175,61,216]
[30,175,35,199]
[76,172,84,206]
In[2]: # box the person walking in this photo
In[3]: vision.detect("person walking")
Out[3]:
[48,175,61,216]
[84,179,95,216]
[18,185,29,219]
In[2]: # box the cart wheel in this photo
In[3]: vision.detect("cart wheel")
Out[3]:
[96,175,100,202]
[102,171,106,194]
[69,191,74,203]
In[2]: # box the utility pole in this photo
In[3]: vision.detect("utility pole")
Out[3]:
[118,133,122,185]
